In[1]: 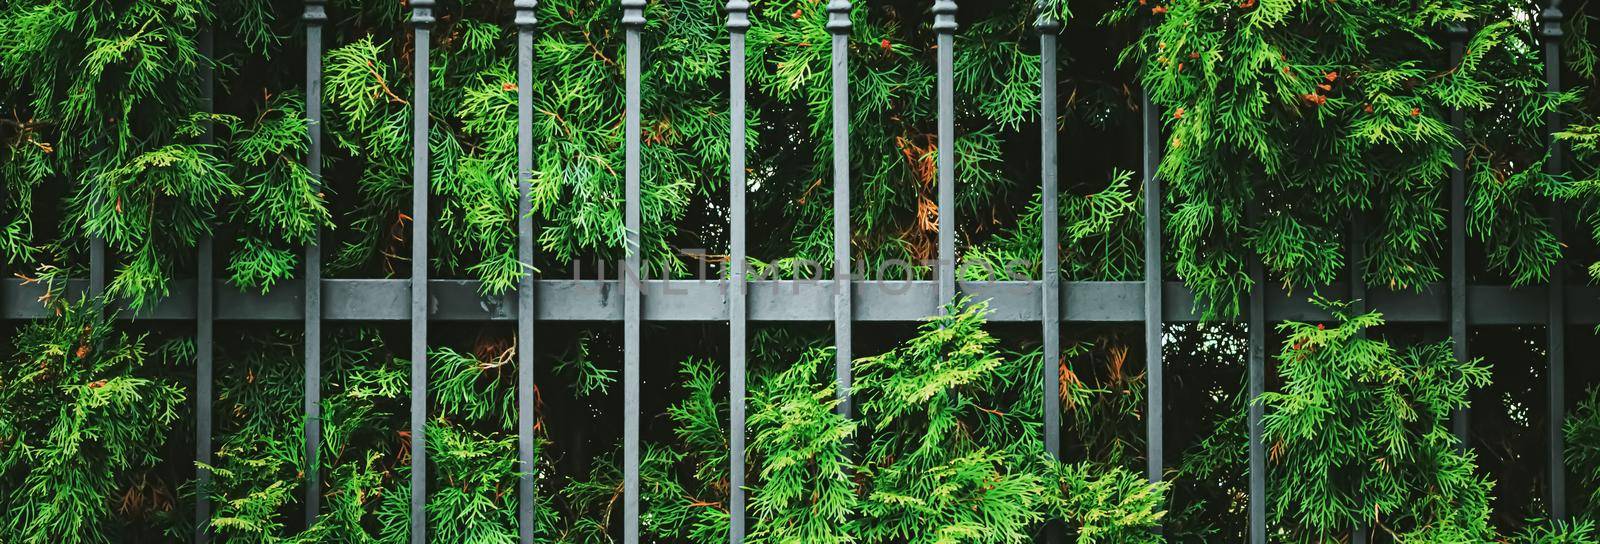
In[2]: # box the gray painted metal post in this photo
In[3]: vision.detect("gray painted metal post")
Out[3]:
[1349,227,1367,319]
[0,101,5,533]
[1038,16,1062,544]
[89,242,105,301]
[87,140,105,305]
[726,2,750,542]
[1247,199,1266,544]
[828,0,853,419]
[86,133,105,307]
[1038,15,1061,464]
[1350,220,1367,544]
[0,148,4,352]
[514,2,538,542]
[409,2,434,541]
[0,142,4,540]
[1540,0,1567,520]
[0,135,4,317]
[935,1,957,307]
[1142,91,1163,487]
[195,22,215,544]
[622,1,645,542]
[303,0,327,529]
[1448,24,1471,447]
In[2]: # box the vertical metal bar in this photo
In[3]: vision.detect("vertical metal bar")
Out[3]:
[89,242,105,300]
[0,157,4,479]
[0,154,4,327]
[1349,224,1367,324]
[195,21,216,544]
[89,164,105,301]
[1141,91,1163,486]
[1037,14,1061,465]
[828,0,853,419]
[514,2,538,542]
[1540,0,1567,520]
[302,0,327,529]
[84,0,108,334]
[621,1,645,542]
[1349,220,1367,544]
[0,122,5,478]
[1448,24,1471,447]
[1247,199,1266,544]
[1037,17,1062,544]
[726,2,750,542]
[934,1,956,307]
[409,2,434,541]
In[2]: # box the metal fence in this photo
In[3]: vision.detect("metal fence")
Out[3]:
[0,1,1588,543]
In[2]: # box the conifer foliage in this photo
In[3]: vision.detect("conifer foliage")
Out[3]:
[2,0,1600,542]
[202,329,412,543]
[0,0,319,305]
[0,298,188,542]
[558,302,1167,543]
[850,303,1166,544]
[1116,0,1581,317]
[1569,387,1600,521]
[1263,300,1493,541]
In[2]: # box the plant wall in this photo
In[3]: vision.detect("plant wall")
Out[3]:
[3,0,1600,543]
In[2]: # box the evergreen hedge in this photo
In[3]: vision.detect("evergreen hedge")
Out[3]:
[2,0,1600,542]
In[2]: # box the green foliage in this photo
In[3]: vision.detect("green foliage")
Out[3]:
[1263,299,1494,541]
[0,0,227,307]
[1046,461,1165,544]
[852,303,1047,543]
[426,343,523,544]
[1568,386,1600,519]
[202,332,309,540]
[747,348,858,543]
[0,298,187,543]
[3,0,1598,541]
[1513,519,1600,544]
[741,2,1047,276]
[1562,1,1600,282]
[225,91,330,292]
[0,0,326,307]
[632,359,734,542]
[1167,301,1512,541]
[1113,0,1574,318]
[201,328,412,543]
[424,421,518,544]
[550,302,1170,543]
[552,332,619,397]
[962,170,1143,281]
[7,0,1577,314]
[849,301,1167,543]
[294,0,1061,285]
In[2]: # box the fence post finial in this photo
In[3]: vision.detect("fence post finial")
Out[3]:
[828,1,851,33]
[1540,0,1564,38]
[933,0,957,31]
[623,0,646,27]
[1035,0,1060,33]
[727,0,750,30]
[515,0,538,28]
[304,0,327,22]
[411,0,435,26]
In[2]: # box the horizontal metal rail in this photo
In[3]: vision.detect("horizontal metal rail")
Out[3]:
[6,279,1594,324]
